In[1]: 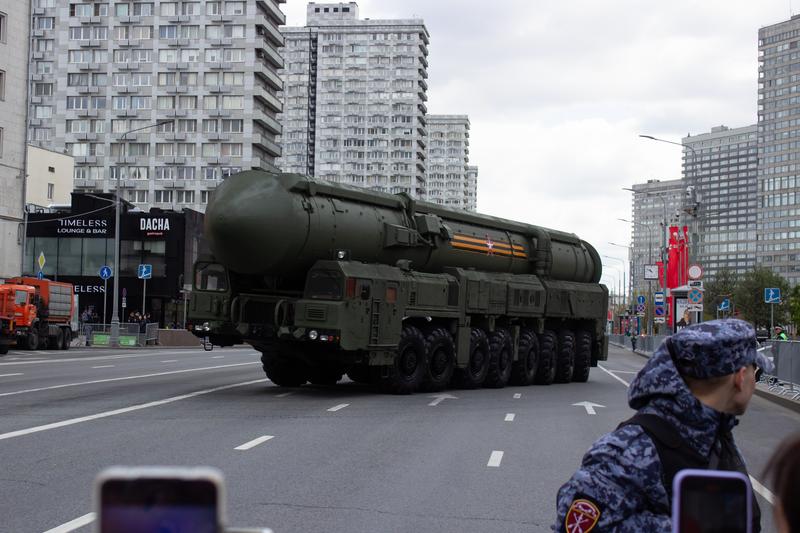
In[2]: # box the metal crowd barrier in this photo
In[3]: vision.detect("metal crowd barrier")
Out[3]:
[608,333,668,354]
[760,340,800,401]
[79,322,160,347]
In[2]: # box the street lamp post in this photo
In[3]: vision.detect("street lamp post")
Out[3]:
[618,218,656,335]
[110,119,173,348]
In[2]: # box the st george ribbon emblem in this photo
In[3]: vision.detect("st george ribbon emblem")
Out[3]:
[564,498,601,533]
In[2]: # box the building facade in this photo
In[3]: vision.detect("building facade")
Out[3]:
[424,114,477,211]
[26,145,75,208]
[628,178,685,296]
[681,125,758,279]
[0,1,31,279]
[27,0,286,213]
[277,2,430,197]
[758,16,800,285]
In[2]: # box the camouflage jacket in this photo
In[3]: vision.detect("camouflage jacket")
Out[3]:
[553,342,741,532]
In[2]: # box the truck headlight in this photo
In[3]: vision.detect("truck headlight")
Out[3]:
[308,330,318,341]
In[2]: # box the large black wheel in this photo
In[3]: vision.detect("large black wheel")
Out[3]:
[61,328,72,350]
[534,330,557,385]
[484,328,513,388]
[572,331,592,383]
[259,341,308,387]
[510,328,539,386]
[554,329,576,383]
[452,328,490,389]
[421,327,455,392]
[25,330,39,351]
[54,329,64,351]
[0,344,8,355]
[381,325,426,394]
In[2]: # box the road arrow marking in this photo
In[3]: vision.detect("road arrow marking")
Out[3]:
[573,401,606,415]
[428,393,458,406]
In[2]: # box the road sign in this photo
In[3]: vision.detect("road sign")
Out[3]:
[688,280,703,289]
[654,291,665,303]
[99,265,112,280]
[654,306,665,316]
[37,252,46,271]
[637,295,646,305]
[688,288,704,305]
[764,288,781,304]
[688,264,703,280]
[37,271,44,280]
[718,298,730,311]
[654,317,666,324]
[688,304,703,312]
[636,304,645,315]
[643,265,659,280]
[122,297,127,308]
[137,264,153,280]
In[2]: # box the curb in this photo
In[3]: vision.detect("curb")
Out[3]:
[611,342,800,414]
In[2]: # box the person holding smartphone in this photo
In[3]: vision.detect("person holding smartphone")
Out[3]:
[554,319,772,532]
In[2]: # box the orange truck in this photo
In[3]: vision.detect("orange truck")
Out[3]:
[0,277,77,354]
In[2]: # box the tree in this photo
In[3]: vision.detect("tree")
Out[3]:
[733,267,790,328]
[703,268,738,321]
[788,285,800,332]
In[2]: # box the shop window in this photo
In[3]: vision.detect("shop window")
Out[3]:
[57,238,83,276]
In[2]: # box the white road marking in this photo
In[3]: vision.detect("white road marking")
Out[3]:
[42,512,95,533]
[91,365,114,369]
[573,401,605,415]
[275,392,293,398]
[0,362,259,398]
[211,355,225,359]
[504,413,515,422]
[327,403,350,412]
[0,378,266,442]
[428,393,458,406]
[161,359,179,363]
[598,363,631,387]
[0,373,24,377]
[513,393,522,399]
[235,435,275,451]
[609,370,638,374]
[0,349,258,367]
[749,475,775,505]
[487,450,504,467]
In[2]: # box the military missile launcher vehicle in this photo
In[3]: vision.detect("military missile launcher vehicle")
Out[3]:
[189,170,608,393]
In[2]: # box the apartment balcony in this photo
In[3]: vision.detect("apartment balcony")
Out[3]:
[256,42,283,70]
[254,87,281,113]
[208,62,232,71]
[417,125,427,137]
[253,108,282,136]
[253,134,281,158]
[74,179,94,189]
[210,14,235,23]
[207,133,230,141]
[167,109,188,117]
[166,15,191,23]
[165,38,191,47]
[418,78,428,91]
[166,133,187,141]
[165,62,191,71]
[78,16,104,25]
[29,118,43,127]
[209,109,231,117]
[418,68,428,79]
[116,39,134,47]
[118,62,141,71]
[419,55,428,68]
[30,96,43,104]
[75,132,98,141]
[78,63,102,71]
[75,156,98,164]
[115,86,139,94]
[256,13,284,47]
[419,42,429,56]
[31,73,45,81]
[78,39,104,48]
[163,156,187,165]
[117,15,141,24]
[164,85,190,94]
[253,60,282,92]
[256,0,286,25]
[208,85,232,94]
[114,109,140,117]
[417,102,427,114]
[32,7,46,15]
[76,109,99,117]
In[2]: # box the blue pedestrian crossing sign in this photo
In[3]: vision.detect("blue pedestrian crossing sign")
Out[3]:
[637,295,646,305]
[137,264,153,280]
[764,288,781,304]
[99,265,113,280]
[718,298,730,311]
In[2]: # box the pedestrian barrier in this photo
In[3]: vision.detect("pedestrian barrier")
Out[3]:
[762,340,800,401]
[79,322,159,347]
[608,334,668,354]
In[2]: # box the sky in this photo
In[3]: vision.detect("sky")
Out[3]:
[282,0,795,286]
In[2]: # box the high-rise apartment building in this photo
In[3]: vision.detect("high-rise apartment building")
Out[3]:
[682,125,758,279]
[0,1,31,278]
[27,0,286,213]
[628,178,685,295]
[758,16,800,285]
[277,2,430,197]
[424,114,477,211]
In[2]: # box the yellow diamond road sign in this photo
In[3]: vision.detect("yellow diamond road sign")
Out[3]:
[37,252,46,271]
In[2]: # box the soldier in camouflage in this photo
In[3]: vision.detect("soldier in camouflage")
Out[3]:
[554,318,773,532]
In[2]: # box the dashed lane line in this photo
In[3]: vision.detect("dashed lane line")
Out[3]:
[0,378,266,442]
[327,403,350,412]
[0,349,257,367]
[235,435,275,451]
[90,365,114,369]
[0,373,24,377]
[504,413,515,422]
[513,393,522,399]
[275,392,293,398]
[487,451,504,467]
[0,362,259,398]
[42,512,95,533]
[161,360,179,363]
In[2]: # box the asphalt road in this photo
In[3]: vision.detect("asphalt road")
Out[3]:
[0,344,797,533]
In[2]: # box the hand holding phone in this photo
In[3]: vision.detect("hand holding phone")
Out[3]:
[95,466,225,533]
[672,469,752,533]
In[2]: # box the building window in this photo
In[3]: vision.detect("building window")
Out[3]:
[47,183,54,200]
[0,128,3,158]
[0,70,4,100]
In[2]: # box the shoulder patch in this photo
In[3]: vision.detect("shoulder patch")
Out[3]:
[563,494,602,533]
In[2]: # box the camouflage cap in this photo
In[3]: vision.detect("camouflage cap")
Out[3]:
[669,318,775,378]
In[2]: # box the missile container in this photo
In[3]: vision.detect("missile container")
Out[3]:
[190,171,608,393]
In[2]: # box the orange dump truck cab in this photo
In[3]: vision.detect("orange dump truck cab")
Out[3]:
[0,277,76,354]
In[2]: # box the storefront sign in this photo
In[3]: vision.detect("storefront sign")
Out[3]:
[57,218,110,235]
[140,217,171,236]
[74,284,107,294]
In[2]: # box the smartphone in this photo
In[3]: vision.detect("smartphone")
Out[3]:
[95,466,225,533]
[672,469,752,533]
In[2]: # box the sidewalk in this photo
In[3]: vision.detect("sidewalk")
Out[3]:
[609,340,800,414]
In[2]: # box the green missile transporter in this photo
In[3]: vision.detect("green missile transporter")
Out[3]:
[189,171,609,394]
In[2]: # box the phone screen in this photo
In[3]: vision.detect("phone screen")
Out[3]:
[677,474,749,533]
[100,478,219,533]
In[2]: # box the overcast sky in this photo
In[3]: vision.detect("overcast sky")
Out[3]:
[282,0,794,284]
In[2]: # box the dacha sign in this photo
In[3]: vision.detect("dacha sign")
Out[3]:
[139,216,172,236]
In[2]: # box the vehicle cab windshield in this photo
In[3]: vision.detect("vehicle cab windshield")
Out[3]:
[194,263,228,292]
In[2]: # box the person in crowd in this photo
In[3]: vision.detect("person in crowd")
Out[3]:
[554,319,772,532]
[775,325,789,341]
[764,434,800,533]
[81,308,92,346]
[630,330,638,352]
